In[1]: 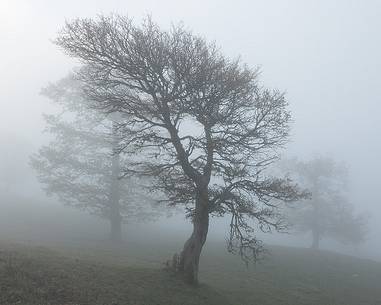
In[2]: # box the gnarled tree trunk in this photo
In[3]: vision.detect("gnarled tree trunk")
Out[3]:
[179,189,209,285]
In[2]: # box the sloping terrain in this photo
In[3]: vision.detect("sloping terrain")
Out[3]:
[0,243,228,305]
[1,241,381,305]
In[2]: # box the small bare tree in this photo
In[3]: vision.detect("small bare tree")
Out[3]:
[55,15,305,284]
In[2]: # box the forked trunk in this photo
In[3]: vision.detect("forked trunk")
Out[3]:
[179,189,209,285]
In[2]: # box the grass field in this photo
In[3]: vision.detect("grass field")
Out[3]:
[1,240,381,305]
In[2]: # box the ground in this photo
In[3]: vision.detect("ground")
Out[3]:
[1,240,381,305]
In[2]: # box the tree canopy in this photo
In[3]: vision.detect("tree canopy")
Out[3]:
[31,74,159,241]
[54,15,306,284]
[280,156,367,249]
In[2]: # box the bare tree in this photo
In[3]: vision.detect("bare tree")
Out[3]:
[280,156,368,250]
[55,15,305,284]
[31,75,159,242]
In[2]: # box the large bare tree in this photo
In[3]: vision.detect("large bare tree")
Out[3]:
[31,75,158,242]
[55,15,305,284]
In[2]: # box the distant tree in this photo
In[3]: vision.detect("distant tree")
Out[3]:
[31,75,158,242]
[280,157,367,250]
[54,15,306,284]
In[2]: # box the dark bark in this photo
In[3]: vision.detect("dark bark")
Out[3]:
[179,188,209,285]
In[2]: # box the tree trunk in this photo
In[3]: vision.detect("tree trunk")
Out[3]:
[179,188,209,285]
[310,182,320,250]
[109,160,122,242]
[109,119,122,242]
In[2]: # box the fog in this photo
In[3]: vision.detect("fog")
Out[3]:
[1,0,381,282]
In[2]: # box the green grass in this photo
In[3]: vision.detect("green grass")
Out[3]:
[1,241,381,305]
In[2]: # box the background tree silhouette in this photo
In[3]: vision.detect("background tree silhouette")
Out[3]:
[31,75,159,242]
[280,156,368,250]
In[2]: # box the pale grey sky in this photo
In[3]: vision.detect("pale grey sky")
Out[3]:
[1,0,380,255]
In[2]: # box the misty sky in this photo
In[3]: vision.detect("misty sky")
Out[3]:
[1,0,380,252]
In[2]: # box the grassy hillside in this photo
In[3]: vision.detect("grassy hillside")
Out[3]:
[0,243,227,305]
[1,241,381,305]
